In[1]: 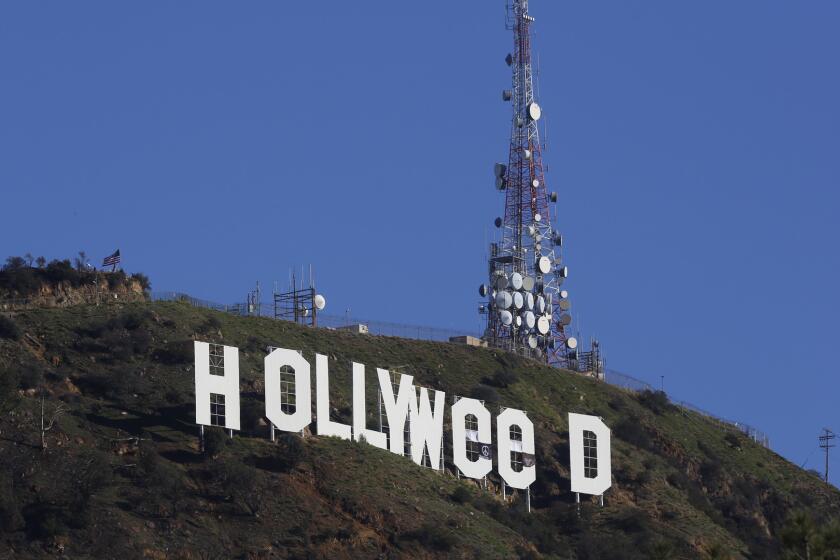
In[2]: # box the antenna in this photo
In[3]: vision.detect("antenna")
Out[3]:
[478,0,580,368]
[820,428,835,483]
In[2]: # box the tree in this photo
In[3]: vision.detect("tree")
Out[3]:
[35,256,46,268]
[24,253,34,267]
[74,251,88,272]
[40,395,67,450]
[3,256,25,271]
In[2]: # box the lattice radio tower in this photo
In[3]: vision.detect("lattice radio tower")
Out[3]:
[479,0,577,366]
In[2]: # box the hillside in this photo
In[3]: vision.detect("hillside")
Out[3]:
[0,301,838,559]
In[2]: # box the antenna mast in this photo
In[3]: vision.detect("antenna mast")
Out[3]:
[820,428,835,484]
[480,0,576,366]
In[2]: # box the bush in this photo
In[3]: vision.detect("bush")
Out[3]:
[724,432,741,448]
[613,417,653,451]
[401,523,456,552]
[487,370,519,388]
[18,365,42,390]
[154,340,193,365]
[130,272,151,292]
[241,399,264,433]
[470,384,500,404]
[637,390,674,415]
[450,485,472,504]
[0,315,21,340]
[272,434,304,472]
[203,427,228,457]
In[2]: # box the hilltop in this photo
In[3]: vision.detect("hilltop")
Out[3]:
[0,300,838,559]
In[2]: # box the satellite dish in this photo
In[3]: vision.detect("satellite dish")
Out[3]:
[528,225,536,237]
[514,315,522,327]
[550,192,558,203]
[523,149,532,160]
[495,177,506,190]
[500,310,513,326]
[510,272,523,290]
[494,217,502,228]
[478,305,487,313]
[531,179,540,188]
[503,90,513,101]
[565,337,578,350]
[558,313,572,326]
[494,163,507,177]
[301,308,310,317]
[558,299,571,311]
[495,275,508,291]
[495,291,513,309]
[314,294,326,310]
[559,290,569,299]
[512,291,524,309]
[505,53,513,66]
[528,102,542,121]
[525,292,534,310]
[553,233,563,246]
[479,284,489,297]
[527,335,538,349]
[522,276,535,291]
[537,256,552,274]
[523,311,536,329]
[534,213,542,222]
[516,116,524,128]
[537,315,550,334]
[558,266,569,278]
[535,295,546,314]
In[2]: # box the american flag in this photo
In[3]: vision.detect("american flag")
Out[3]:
[102,250,121,268]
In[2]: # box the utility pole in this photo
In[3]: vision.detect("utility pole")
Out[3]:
[819,428,835,484]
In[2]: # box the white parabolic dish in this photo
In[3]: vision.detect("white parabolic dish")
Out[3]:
[523,311,536,329]
[500,310,513,326]
[496,291,513,309]
[537,315,550,335]
[510,272,523,290]
[313,294,326,311]
[537,256,551,274]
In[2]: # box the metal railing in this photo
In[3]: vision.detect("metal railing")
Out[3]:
[605,368,770,448]
[150,292,470,343]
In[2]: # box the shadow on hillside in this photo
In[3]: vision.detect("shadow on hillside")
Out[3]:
[160,448,203,464]
[85,404,195,441]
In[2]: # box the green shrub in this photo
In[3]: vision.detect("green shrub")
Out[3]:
[450,485,472,504]
[470,384,500,403]
[241,399,264,433]
[637,390,674,415]
[275,434,304,472]
[0,316,21,340]
[203,427,228,457]
[154,340,193,364]
[487,370,519,388]
[401,523,456,551]
[613,417,653,451]
[130,272,151,292]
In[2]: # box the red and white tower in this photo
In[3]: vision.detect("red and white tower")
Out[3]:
[480,0,577,366]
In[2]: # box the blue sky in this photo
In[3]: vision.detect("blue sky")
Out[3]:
[1,1,838,476]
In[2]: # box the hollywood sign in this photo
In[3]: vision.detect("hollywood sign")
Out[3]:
[193,342,612,496]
